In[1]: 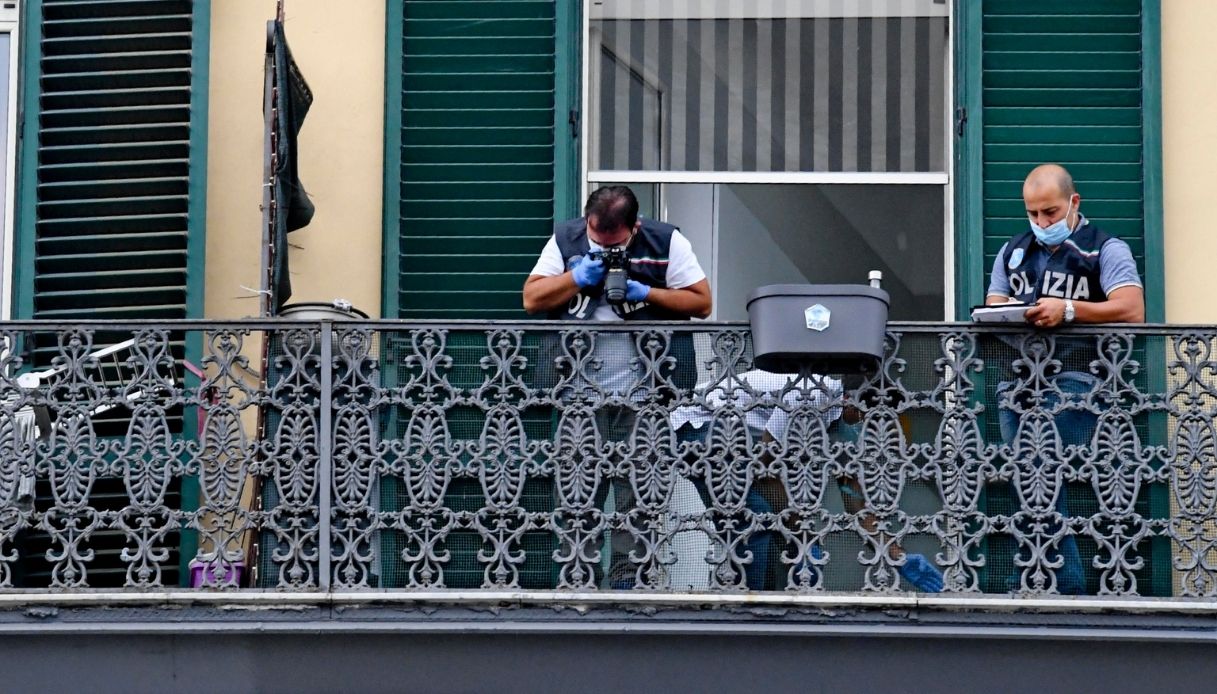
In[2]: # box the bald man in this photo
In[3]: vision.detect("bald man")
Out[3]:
[984,164,1144,595]
[986,163,1144,324]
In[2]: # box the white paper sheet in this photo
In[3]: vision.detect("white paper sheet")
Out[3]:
[970,303,1031,323]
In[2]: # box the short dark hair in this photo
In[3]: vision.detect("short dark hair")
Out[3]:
[584,186,639,232]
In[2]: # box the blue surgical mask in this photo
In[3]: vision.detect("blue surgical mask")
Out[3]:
[1030,199,1075,246]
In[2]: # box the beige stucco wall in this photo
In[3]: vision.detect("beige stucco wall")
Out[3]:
[205,0,386,319]
[1162,1,1217,322]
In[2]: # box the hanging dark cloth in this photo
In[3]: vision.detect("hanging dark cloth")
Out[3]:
[269,18,314,311]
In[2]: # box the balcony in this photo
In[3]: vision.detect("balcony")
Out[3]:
[0,318,1204,595]
[2,319,1217,690]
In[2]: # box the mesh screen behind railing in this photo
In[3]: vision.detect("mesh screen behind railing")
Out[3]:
[0,322,1193,596]
[971,333,1169,596]
[14,329,187,589]
[378,332,555,589]
[318,324,1175,595]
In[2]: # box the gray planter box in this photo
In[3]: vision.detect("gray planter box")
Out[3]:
[746,284,890,374]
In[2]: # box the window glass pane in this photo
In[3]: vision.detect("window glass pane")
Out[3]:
[589,1,948,174]
[661,183,945,320]
[0,32,10,295]
[0,34,9,232]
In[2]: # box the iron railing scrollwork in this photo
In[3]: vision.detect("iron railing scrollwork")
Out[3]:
[0,320,1206,599]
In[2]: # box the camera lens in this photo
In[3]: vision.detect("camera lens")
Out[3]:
[604,266,627,304]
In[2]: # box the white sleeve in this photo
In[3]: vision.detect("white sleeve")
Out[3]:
[665,230,707,290]
[529,235,566,277]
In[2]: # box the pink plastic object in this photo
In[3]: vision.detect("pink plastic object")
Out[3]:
[189,559,245,587]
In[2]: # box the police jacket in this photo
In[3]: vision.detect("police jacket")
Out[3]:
[1000,221,1114,305]
[548,217,691,321]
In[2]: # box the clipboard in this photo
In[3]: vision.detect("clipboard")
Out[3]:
[970,302,1031,323]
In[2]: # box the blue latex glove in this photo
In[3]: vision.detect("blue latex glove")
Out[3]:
[625,279,650,302]
[899,553,944,593]
[570,255,605,288]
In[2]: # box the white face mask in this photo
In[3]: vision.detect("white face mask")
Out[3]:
[1030,199,1075,246]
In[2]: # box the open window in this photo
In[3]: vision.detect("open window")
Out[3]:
[585,0,952,319]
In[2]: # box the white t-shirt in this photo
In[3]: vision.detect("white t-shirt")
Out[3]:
[529,227,706,321]
[670,370,843,439]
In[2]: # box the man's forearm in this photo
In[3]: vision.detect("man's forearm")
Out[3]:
[647,283,710,318]
[522,274,580,314]
[525,275,713,318]
[1073,295,1144,323]
[1022,286,1145,327]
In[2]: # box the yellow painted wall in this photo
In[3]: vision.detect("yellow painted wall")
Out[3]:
[1162,1,1217,322]
[205,0,386,319]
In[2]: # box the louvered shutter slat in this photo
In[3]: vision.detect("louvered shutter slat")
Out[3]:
[14,0,202,589]
[396,0,559,319]
[981,0,1148,276]
[27,0,198,321]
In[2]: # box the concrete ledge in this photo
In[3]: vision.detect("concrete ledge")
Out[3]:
[0,589,1212,614]
[1,596,1215,693]
[0,596,1215,641]
[2,608,1216,694]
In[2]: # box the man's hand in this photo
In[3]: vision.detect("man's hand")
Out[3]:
[1025,297,1066,328]
[898,553,944,593]
[625,279,650,303]
[570,255,605,288]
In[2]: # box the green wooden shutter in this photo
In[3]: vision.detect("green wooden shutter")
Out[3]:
[975,0,1161,311]
[12,0,209,588]
[15,0,209,320]
[385,0,577,319]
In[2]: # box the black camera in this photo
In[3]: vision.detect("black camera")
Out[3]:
[590,247,630,305]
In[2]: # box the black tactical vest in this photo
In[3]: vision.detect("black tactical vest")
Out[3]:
[548,217,690,321]
[1000,222,1112,304]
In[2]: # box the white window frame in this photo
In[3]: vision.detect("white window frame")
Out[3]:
[581,0,956,318]
[0,4,19,321]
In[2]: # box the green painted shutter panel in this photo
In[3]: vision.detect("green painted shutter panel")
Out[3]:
[980,0,1147,279]
[394,0,559,318]
[19,0,205,320]
[13,0,208,588]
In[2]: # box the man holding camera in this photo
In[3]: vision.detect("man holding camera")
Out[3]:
[523,185,711,321]
[524,186,709,588]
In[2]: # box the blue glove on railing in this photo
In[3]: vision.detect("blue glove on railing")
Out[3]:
[570,255,605,288]
[899,553,944,593]
[625,279,650,302]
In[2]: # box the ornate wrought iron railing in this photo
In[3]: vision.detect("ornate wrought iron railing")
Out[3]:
[0,320,1211,599]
